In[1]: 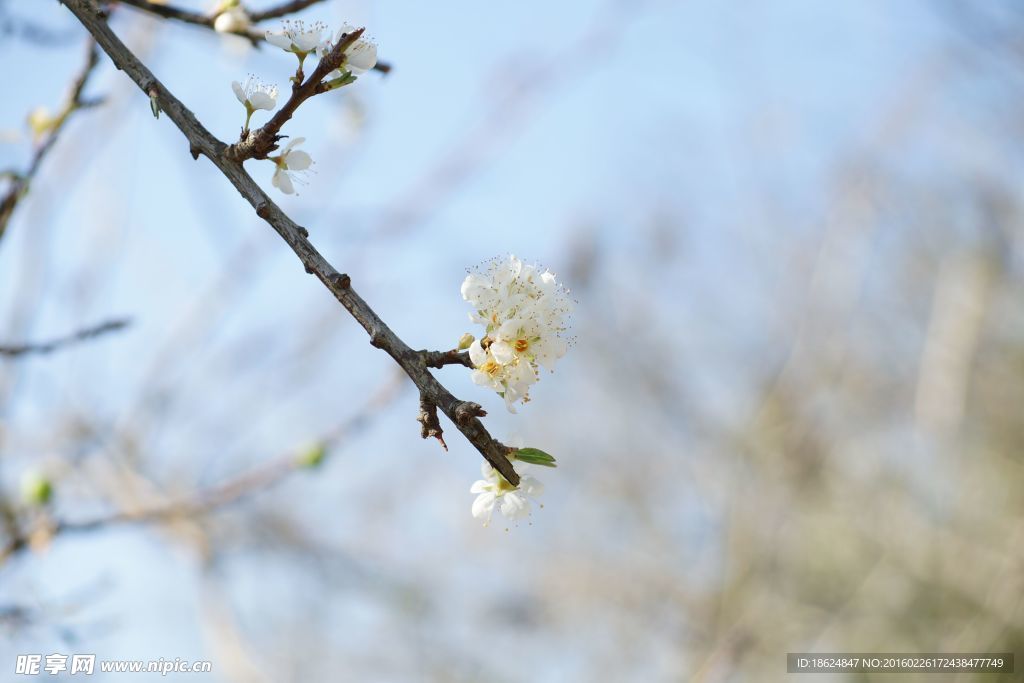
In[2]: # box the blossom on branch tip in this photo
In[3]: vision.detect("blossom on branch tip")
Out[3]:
[269,137,312,195]
[326,23,378,75]
[470,460,543,526]
[232,76,277,111]
[232,76,277,132]
[266,20,326,59]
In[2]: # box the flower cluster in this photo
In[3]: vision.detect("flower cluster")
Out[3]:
[470,460,544,527]
[225,18,378,195]
[461,255,572,412]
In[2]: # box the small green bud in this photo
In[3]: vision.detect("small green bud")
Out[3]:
[21,472,53,506]
[296,442,328,469]
[512,447,557,468]
[457,333,475,350]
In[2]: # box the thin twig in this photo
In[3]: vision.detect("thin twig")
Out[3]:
[112,0,392,73]
[0,318,130,358]
[0,39,101,244]
[59,0,518,486]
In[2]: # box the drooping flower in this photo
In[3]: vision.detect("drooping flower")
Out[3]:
[461,255,573,411]
[232,76,277,131]
[470,460,544,526]
[213,2,251,34]
[265,20,327,61]
[269,137,312,195]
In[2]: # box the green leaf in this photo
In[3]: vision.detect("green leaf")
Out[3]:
[513,447,557,467]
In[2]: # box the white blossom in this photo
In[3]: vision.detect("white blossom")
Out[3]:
[213,5,251,33]
[470,460,543,526]
[232,76,277,112]
[461,255,572,411]
[232,76,277,132]
[319,23,378,84]
[265,20,326,57]
[270,137,312,195]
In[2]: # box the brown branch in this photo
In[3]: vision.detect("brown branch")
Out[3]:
[0,318,131,358]
[58,0,518,487]
[0,39,101,244]
[226,27,366,161]
[248,0,325,22]
[111,0,392,73]
[420,349,473,369]
[417,396,447,450]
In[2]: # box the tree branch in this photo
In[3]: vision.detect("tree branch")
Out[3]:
[0,318,130,358]
[0,39,101,244]
[111,0,392,73]
[58,0,518,486]
[420,349,473,369]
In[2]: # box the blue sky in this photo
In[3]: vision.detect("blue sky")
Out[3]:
[0,0,997,679]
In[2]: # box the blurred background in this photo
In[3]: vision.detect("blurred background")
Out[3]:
[1,0,1023,680]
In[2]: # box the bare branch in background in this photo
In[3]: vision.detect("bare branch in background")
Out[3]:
[59,0,518,486]
[0,318,130,358]
[0,374,405,563]
[0,39,101,244]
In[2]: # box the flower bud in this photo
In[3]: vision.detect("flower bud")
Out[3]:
[457,333,475,350]
[20,471,53,506]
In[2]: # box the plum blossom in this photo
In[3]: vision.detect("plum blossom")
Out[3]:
[265,20,326,64]
[269,137,312,194]
[470,460,544,526]
[461,255,573,411]
[232,76,277,131]
[322,23,378,75]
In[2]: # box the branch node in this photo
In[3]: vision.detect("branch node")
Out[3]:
[417,397,447,451]
[369,329,385,348]
[297,226,309,239]
[255,202,271,219]
[454,401,487,426]
[332,273,351,289]
[189,144,201,160]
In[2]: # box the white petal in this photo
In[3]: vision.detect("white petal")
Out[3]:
[470,479,489,494]
[500,492,529,519]
[335,23,359,41]
[468,339,487,367]
[293,31,322,52]
[284,149,312,170]
[470,369,492,387]
[471,492,496,520]
[346,41,377,72]
[248,91,276,111]
[265,31,293,50]
[282,136,306,153]
[231,81,246,104]
[497,319,521,340]
[272,168,294,194]
[520,476,544,498]
[490,340,515,365]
